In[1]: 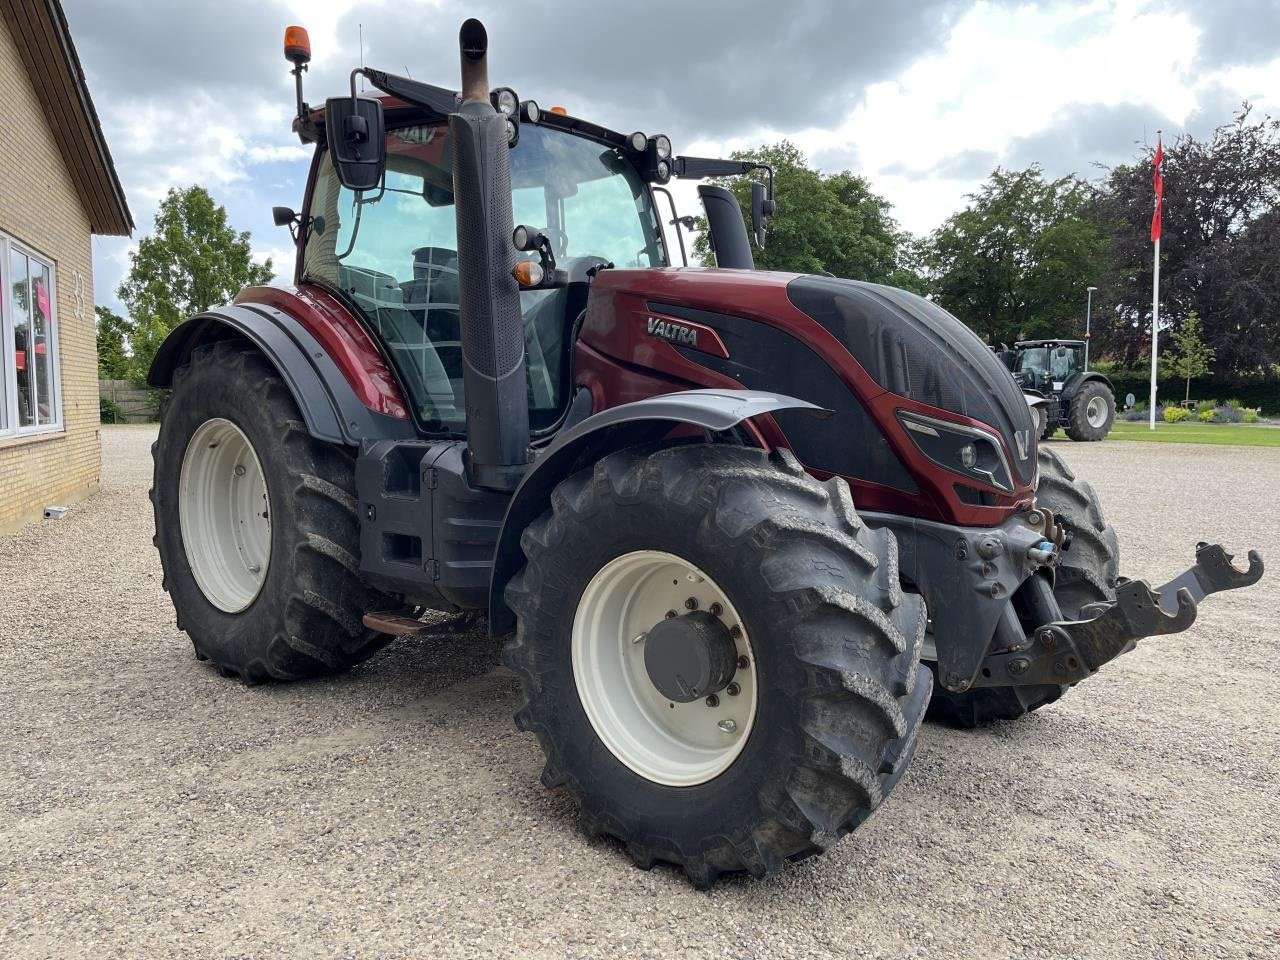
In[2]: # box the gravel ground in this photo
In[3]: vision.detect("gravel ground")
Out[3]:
[2,425,1277,960]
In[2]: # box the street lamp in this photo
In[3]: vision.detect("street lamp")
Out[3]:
[1084,286,1098,368]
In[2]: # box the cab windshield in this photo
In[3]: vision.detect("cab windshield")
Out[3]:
[303,122,666,432]
[1017,346,1080,380]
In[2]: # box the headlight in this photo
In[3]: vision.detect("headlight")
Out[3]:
[492,87,519,116]
[897,410,1013,492]
[628,131,648,153]
[653,134,672,159]
[655,159,670,182]
[520,99,540,123]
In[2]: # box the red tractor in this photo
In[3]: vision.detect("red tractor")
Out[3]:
[148,21,1262,886]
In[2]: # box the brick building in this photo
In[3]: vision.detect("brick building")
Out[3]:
[0,0,131,533]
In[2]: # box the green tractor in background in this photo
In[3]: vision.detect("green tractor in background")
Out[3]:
[999,339,1115,441]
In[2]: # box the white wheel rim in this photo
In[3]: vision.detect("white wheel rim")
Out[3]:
[179,418,271,613]
[572,550,758,787]
[1086,396,1108,428]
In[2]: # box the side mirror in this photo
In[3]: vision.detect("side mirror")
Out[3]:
[750,180,775,249]
[325,95,386,191]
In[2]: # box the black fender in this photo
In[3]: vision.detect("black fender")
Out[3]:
[1062,370,1115,400]
[487,388,830,635]
[147,303,415,445]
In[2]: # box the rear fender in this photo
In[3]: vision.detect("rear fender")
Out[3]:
[488,389,829,635]
[148,303,415,445]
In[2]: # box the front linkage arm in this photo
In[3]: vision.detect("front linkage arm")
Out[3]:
[975,543,1263,688]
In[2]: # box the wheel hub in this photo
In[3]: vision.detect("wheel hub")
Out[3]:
[643,611,737,702]
[571,550,758,786]
[178,417,271,613]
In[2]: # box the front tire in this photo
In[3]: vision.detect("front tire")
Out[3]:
[925,446,1119,727]
[503,443,930,886]
[1066,381,1115,441]
[152,341,393,682]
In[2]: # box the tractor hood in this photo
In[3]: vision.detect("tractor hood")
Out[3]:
[786,276,1037,485]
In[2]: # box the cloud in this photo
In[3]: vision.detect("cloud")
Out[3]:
[319,0,988,143]
[58,0,1280,310]
[883,148,999,180]
[1169,0,1280,68]
[63,0,295,101]
[1004,101,1177,179]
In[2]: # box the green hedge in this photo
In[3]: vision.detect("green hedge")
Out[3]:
[1104,374,1280,414]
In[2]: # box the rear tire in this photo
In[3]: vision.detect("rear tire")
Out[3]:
[151,341,393,682]
[503,443,930,886]
[925,446,1119,727]
[1065,381,1114,441]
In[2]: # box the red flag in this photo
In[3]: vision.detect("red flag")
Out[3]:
[1150,134,1164,243]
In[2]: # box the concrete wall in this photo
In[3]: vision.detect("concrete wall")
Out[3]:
[0,15,101,534]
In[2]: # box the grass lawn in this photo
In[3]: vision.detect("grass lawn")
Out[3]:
[1104,420,1280,447]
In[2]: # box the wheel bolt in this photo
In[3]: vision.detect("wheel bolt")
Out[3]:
[705,694,719,708]
[684,597,698,610]
[665,610,677,619]
[730,625,742,639]
[717,719,737,733]
[709,602,723,617]
[726,682,740,696]
[234,464,246,477]
[737,655,749,670]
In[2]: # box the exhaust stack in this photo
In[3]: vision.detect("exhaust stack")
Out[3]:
[450,19,530,491]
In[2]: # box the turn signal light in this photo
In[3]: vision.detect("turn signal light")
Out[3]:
[284,25,311,65]
[512,259,544,287]
[549,105,568,115]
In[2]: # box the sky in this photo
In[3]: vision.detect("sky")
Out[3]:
[62,0,1280,316]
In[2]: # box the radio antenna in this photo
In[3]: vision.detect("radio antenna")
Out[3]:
[358,23,365,91]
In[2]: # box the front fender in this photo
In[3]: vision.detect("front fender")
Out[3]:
[1066,371,1115,397]
[487,389,830,635]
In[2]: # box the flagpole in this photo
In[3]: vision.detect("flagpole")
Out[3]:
[1149,235,1160,430]
[1149,129,1163,431]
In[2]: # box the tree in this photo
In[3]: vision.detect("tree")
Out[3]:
[1090,106,1280,373]
[118,186,274,380]
[691,141,916,285]
[926,166,1109,346]
[1159,310,1216,403]
[95,306,132,380]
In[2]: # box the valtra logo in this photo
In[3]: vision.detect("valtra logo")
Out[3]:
[646,316,699,348]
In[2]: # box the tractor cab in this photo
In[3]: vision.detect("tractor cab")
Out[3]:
[1010,339,1086,392]
[286,69,773,444]
[299,114,668,434]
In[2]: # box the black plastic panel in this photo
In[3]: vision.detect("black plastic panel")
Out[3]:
[658,303,918,493]
[787,277,1035,484]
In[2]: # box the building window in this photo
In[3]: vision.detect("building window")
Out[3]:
[1,231,61,437]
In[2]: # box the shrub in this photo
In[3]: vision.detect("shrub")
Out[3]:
[1243,407,1260,423]
[1197,408,1216,422]
[1194,399,1218,416]
[1225,398,1245,410]
[1162,404,1192,422]
[99,396,121,423]
[1213,404,1244,423]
